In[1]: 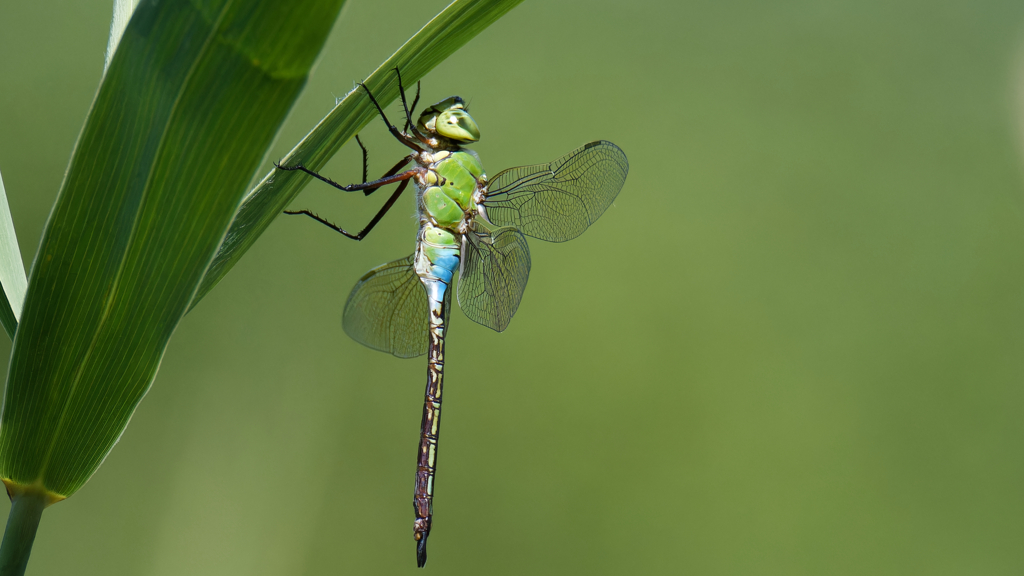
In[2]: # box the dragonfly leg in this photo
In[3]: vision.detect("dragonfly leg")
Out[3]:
[360,81,425,153]
[392,68,429,144]
[360,156,413,196]
[355,134,369,184]
[284,177,411,241]
[275,162,418,194]
[275,138,412,197]
[404,80,422,134]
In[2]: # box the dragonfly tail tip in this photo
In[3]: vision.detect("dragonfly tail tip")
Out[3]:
[416,536,428,567]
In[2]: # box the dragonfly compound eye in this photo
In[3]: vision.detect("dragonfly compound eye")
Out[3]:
[435,109,480,142]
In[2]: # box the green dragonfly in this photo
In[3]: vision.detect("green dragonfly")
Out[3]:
[279,70,628,566]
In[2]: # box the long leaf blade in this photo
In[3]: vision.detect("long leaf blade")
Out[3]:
[190,0,525,310]
[0,0,346,499]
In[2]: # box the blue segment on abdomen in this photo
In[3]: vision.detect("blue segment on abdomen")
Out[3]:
[427,247,459,286]
[417,224,461,301]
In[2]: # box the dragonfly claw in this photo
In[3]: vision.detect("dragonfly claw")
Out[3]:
[273,160,303,171]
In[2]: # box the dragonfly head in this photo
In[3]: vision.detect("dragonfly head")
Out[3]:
[417,96,480,143]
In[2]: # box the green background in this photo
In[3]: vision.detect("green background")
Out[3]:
[2,0,1024,574]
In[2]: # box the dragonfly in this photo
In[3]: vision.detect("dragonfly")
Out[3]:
[278,69,628,567]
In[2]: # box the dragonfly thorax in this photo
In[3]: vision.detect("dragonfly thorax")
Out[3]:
[417,149,486,234]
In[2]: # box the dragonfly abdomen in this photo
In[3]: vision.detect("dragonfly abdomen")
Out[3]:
[412,223,460,567]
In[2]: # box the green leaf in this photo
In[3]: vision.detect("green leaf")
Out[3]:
[190,0,525,310]
[0,0,346,500]
[0,168,27,341]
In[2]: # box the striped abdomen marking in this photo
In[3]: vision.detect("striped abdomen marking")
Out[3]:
[413,282,448,567]
[412,224,459,568]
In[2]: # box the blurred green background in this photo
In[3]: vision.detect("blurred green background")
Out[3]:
[2,0,1024,574]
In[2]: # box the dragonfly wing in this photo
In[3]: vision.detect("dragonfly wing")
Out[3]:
[457,228,531,332]
[343,254,428,358]
[482,140,628,242]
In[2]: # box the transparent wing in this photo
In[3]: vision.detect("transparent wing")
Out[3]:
[343,254,428,358]
[457,227,531,332]
[482,140,628,242]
